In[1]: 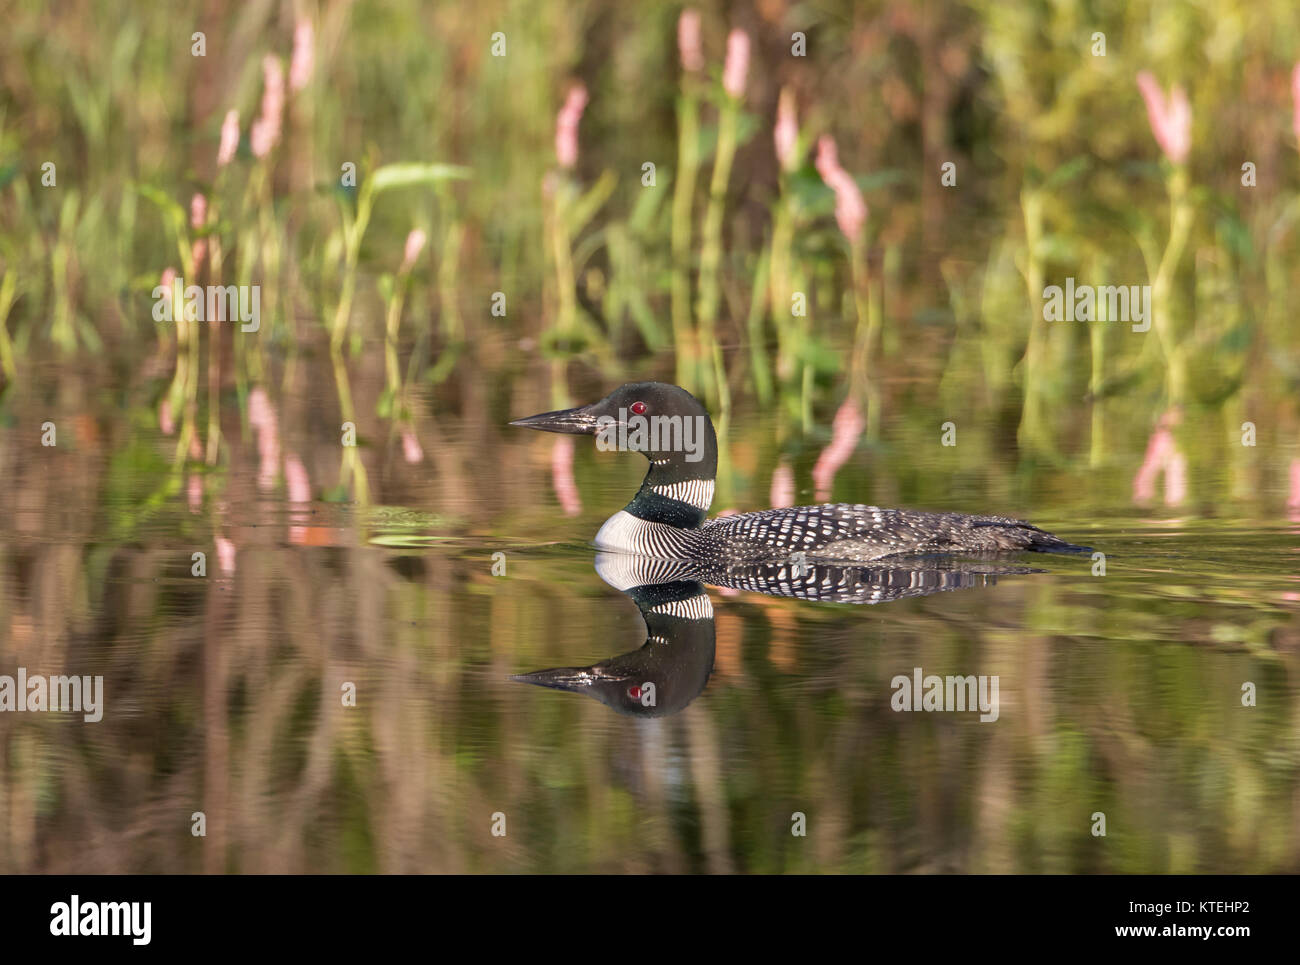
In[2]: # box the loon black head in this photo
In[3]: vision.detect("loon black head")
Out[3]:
[511,382,718,530]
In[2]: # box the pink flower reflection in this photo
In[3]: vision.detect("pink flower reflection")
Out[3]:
[812,398,865,501]
[551,435,582,516]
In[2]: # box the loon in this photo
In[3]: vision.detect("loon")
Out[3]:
[510,381,1092,563]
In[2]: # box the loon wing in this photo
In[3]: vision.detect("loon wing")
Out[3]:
[702,504,1091,562]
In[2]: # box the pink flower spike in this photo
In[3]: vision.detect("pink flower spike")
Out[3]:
[722,29,750,99]
[401,229,427,273]
[1136,71,1191,165]
[774,88,799,172]
[1287,457,1300,513]
[678,10,704,73]
[555,84,588,169]
[250,56,285,159]
[1291,64,1300,149]
[159,396,175,436]
[815,135,868,242]
[216,109,240,167]
[289,20,314,92]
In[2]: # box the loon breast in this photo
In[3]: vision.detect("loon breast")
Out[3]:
[594,510,699,559]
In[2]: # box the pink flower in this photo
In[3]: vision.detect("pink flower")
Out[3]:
[284,453,311,544]
[774,87,799,172]
[400,426,424,464]
[551,435,582,516]
[1136,71,1191,165]
[216,109,240,167]
[285,453,311,504]
[215,535,237,575]
[248,387,281,492]
[187,473,204,512]
[815,135,868,242]
[769,459,795,507]
[1291,64,1300,149]
[289,20,314,92]
[401,229,427,273]
[1133,409,1185,506]
[555,84,588,169]
[159,396,175,435]
[191,193,208,268]
[722,29,749,99]
[250,56,285,158]
[812,398,865,501]
[678,9,704,73]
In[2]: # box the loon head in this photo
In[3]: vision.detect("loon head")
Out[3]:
[511,382,719,529]
[510,381,717,478]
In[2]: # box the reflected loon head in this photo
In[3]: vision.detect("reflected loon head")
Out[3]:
[510,565,716,718]
[511,381,718,529]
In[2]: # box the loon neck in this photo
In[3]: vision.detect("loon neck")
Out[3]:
[620,412,718,529]
[622,459,715,528]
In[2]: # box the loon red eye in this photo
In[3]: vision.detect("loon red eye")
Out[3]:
[630,401,647,415]
[628,685,642,699]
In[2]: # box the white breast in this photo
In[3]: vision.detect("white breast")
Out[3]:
[594,511,696,559]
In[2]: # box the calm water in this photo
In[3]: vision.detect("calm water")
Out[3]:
[2,350,1298,874]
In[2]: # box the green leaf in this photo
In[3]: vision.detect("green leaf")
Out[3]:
[1043,156,1090,190]
[369,162,472,195]
[135,184,187,237]
[564,170,616,235]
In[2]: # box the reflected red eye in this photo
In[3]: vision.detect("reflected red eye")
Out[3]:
[628,685,642,699]
[630,401,647,415]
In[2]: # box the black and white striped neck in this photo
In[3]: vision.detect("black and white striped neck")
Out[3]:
[593,463,716,558]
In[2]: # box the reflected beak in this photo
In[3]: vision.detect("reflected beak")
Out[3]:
[509,403,601,435]
[509,666,629,693]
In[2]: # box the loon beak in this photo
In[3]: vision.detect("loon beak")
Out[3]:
[509,403,601,435]
[509,666,629,693]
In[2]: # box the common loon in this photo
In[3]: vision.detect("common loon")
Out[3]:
[511,382,1092,563]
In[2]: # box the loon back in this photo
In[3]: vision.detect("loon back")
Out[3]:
[511,381,1092,563]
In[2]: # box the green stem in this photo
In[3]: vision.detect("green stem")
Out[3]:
[671,90,700,390]
[696,96,740,404]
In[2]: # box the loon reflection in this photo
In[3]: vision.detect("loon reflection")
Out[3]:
[510,552,1040,717]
